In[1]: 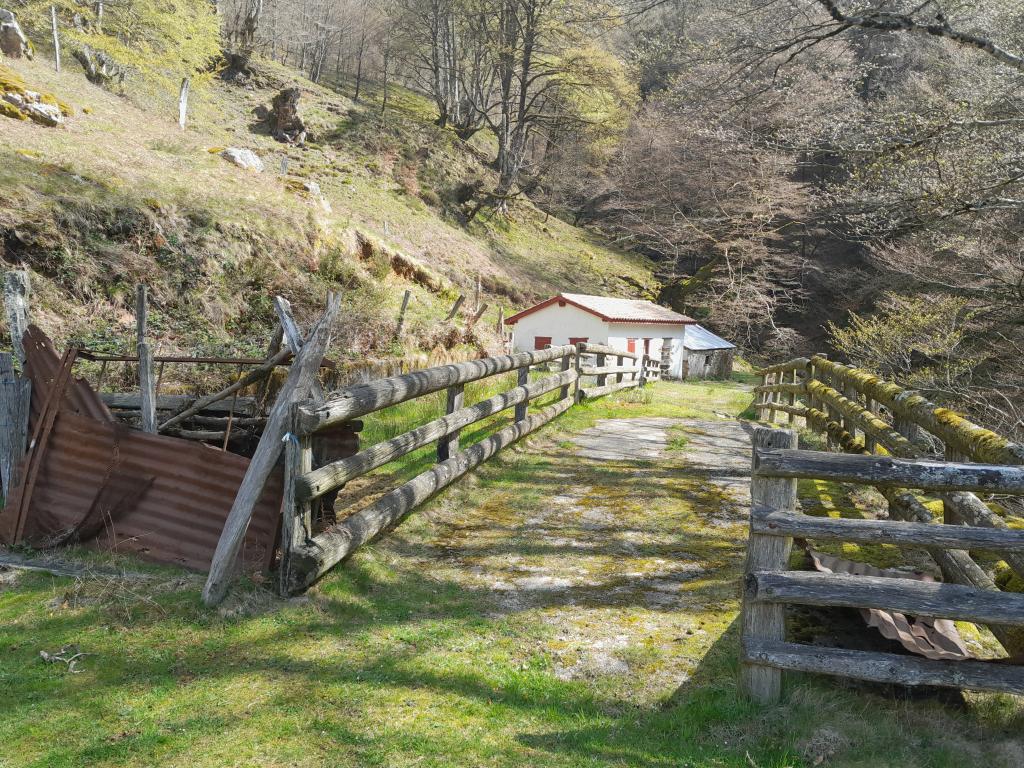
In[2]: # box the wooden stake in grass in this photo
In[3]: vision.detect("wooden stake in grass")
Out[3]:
[178,77,191,130]
[395,289,412,339]
[50,6,60,73]
[136,285,157,433]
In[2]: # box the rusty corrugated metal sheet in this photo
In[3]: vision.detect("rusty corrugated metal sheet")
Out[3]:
[1,408,284,571]
[22,325,112,424]
[807,549,973,661]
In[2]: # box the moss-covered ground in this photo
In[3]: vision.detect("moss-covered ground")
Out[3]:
[1,379,1023,767]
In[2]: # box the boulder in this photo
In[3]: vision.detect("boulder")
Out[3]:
[0,9,31,60]
[220,147,264,172]
[2,90,64,126]
[269,87,306,144]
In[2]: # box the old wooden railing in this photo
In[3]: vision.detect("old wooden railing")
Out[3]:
[279,342,655,593]
[743,356,1024,702]
[741,428,1024,702]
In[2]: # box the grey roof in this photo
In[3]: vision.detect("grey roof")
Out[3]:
[683,324,735,350]
[559,293,694,324]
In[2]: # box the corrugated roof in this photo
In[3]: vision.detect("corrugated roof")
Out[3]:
[506,293,694,325]
[684,324,735,351]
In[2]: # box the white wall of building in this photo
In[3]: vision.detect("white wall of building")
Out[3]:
[510,304,610,352]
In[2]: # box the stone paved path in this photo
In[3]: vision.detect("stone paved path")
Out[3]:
[394,414,757,696]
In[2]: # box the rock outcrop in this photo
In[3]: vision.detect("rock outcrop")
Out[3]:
[0,9,31,60]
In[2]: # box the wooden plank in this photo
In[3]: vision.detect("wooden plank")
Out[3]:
[754,448,1024,495]
[297,345,575,435]
[300,368,577,500]
[746,570,1024,626]
[579,365,642,377]
[756,358,810,377]
[743,639,1024,696]
[9,349,77,542]
[202,293,341,606]
[751,507,1024,552]
[285,396,574,593]
[158,348,291,432]
[103,393,257,414]
[579,342,640,360]
[578,379,640,400]
[740,427,798,704]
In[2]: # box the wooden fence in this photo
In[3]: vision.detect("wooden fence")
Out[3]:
[279,342,656,594]
[743,356,1024,702]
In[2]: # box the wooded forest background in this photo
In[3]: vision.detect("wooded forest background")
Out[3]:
[7,0,1024,439]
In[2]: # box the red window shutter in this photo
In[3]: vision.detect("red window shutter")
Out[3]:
[568,337,588,345]
[534,336,552,350]
[627,338,636,353]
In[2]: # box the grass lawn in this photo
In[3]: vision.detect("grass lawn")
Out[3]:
[1,379,1022,768]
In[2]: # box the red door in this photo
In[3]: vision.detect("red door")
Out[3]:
[534,336,552,350]
[627,338,636,354]
[643,338,652,355]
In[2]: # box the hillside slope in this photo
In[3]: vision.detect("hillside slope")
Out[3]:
[0,56,655,365]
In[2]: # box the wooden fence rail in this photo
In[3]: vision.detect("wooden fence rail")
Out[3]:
[280,342,657,593]
[740,425,1024,703]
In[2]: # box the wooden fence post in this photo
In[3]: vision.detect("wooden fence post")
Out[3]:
[514,365,529,422]
[178,76,191,130]
[437,384,464,461]
[741,426,799,704]
[136,284,157,433]
[445,294,464,321]
[574,343,584,404]
[3,270,30,371]
[559,351,572,400]
[616,354,625,385]
[395,289,412,339]
[787,370,797,424]
[280,403,314,593]
[0,353,30,502]
[50,6,60,73]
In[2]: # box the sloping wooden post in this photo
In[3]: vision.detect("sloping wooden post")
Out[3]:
[136,285,157,433]
[3,270,30,371]
[741,426,798,704]
[203,293,341,606]
[395,289,412,339]
[445,294,465,321]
